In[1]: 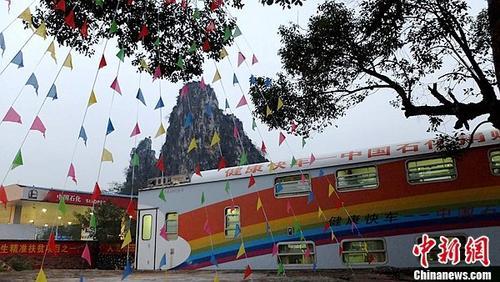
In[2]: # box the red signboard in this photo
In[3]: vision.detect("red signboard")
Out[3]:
[0,241,85,256]
[43,191,136,210]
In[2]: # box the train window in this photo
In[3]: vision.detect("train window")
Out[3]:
[416,235,467,264]
[274,174,311,198]
[224,207,240,239]
[407,157,456,183]
[336,166,378,191]
[165,213,178,240]
[141,214,152,241]
[489,150,500,175]
[341,239,387,265]
[277,241,315,265]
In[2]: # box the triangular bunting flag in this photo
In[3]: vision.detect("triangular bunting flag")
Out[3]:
[159,189,166,202]
[188,138,197,153]
[159,253,167,268]
[11,51,24,68]
[67,163,77,184]
[46,41,57,63]
[214,273,220,282]
[200,78,206,90]
[106,119,114,135]
[110,77,122,95]
[159,224,167,240]
[131,153,140,167]
[138,24,149,40]
[35,22,47,40]
[260,142,267,155]
[210,132,220,147]
[176,56,185,69]
[79,126,88,145]
[302,137,307,148]
[252,118,257,130]
[234,223,241,238]
[26,73,39,94]
[256,197,263,211]
[136,89,146,106]
[47,84,58,100]
[130,123,141,137]
[35,268,47,282]
[126,200,136,219]
[88,91,97,107]
[116,48,125,62]
[277,97,284,110]
[195,163,202,176]
[290,156,297,167]
[212,69,221,83]
[91,182,101,201]
[328,184,334,197]
[243,265,252,280]
[90,212,97,229]
[225,99,230,109]
[155,123,166,138]
[122,260,132,280]
[277,263,284,276]
[233,73,239,85]
[11,150,23,169]
[0,186,8,208]
[233,25,242,37]
[101,148,114,162]
[218,157,227,171]
[81,243,92,266]
[155,155,165,172]
[99,55,107,69]
[30,116,46,137]
[272,243,278,256]
[153,65,162,80]
[2,107,22,124]
[318,207,324,218]
[310,153,316,165]
[239,151,248,166]
[18,8,33,29]
[237,52,245,67]
[252,54,258,65]
[63,52,73,69]
[224,181,230,194]
[236,95,247,108]
[248,174,256,188]
[0,32,5,55]
[236,242,245,259]
[201,192,205,205]
[279,132,286,146]
[47,232,56,253]
[121,230,132,248]
[64,10,76,28]
[266,105,272,117]
[155,97,164,109]
[110,20,118,33]
[307,191,314,204]
[219,47,228,59]
[58,196,67,215]
[210,254,218,266]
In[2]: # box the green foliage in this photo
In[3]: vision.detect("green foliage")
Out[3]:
[74,202,133,243]
[31,0,244,82]
[250,0,499,136]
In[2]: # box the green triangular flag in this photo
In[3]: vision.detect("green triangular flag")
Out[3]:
[131,153,140,167]
[154,38,160,47]
[252,118,257,131]
[58,197,67,215]
[223,27,231,42]
[277,263,285,275]
[176,56,185,70]
[116,48,125,62]
[201,192,205,205]
[109,20,118,34]
[224,181,230,194]
[159,189,166,202]
[90,213,97,229]
[11,150,23,169]
[193,9,201,20]
[225,99,230,109]
[302,137,306,148]
[188,42,197,53]
[95,0,103,6]
[293,220,301,234]
[290,156,297,167]
[233,26,242,37]
[239,151,248,166]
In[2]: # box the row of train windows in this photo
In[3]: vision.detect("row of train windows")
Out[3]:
[274,150,500,196]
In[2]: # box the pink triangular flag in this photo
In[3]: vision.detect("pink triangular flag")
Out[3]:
[130,123,141,137]
[181,85,189,98]
[206,21,215,33]
[67,163,77,184]
[260,142,267,155]
[272,243,278,256]
[310,153,316,165]
[233,126,240,139]
[237,52,245,67]
[301,174,306,183]
[279,132,286,146]
[110,77,122,95]
[30,116,46,137]
[81,243,91,266]
[200,78,206,90]
[2,107,22,124]
[304,246,311,258]
[236,95,248,108]
[153,65,162,81]
[252,54,258,65]
[203,218,211,234]
[291,121,297,132]
[159,224,167,240]
[286,201,293,214]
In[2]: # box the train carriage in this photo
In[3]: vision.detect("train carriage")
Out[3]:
[136,131,500,270]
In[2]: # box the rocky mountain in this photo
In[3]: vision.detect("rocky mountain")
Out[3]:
[160,81,266,176]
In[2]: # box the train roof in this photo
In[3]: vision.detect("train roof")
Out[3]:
[140,130,500,192]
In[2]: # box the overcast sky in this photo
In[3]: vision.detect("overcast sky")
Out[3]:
[0,0,491,192]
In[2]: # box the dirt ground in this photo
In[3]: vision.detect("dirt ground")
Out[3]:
[0,269,413,282]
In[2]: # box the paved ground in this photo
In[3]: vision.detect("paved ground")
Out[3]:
[0,269,413,281]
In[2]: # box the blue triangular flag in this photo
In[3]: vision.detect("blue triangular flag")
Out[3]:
[47,84,58,100]
[234,223,241,238]
[249,75,256,86]
[26,73,39,94]
[205,103,213,117]
[210,254,218,267]
[155,97,164,110]
[319,169,325,177]
[307,191,315,205]
[266,222,271,234]
[184,112,193,128]
[80,276,86,282]
[106,119,115,135]
[313,262,317,272]
[232,73,239,85]
[159,253,167,268]
[276,183,284,193]
[79,126,88,145]
[0,32,5,56]
[136,88,146,106]
[122,260,132,280]
[11,51,23,68]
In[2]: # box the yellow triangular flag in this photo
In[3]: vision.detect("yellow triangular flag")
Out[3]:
[88,90,97,107]
[35,22,47,40]
[139,58,150,71]
[213,273,220,282]
[36,268,47,282]
[121,230,132,249]
[102,148,114,162]
[155,123,166,138]
[277,97,284,110]
[212,69,221,83]
[63,53,73,70]
[266,105,272,117]
[18,8,33,29]
[188,138,197,153]
[219,47,228,59]
[236,242,245,259]
[328,184,334,197]
[256,197,263,211]
[318,207,323,218]
[210,132,220,147]
[46,41,57,63]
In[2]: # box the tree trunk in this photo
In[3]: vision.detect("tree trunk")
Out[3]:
[488,0,500,92]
